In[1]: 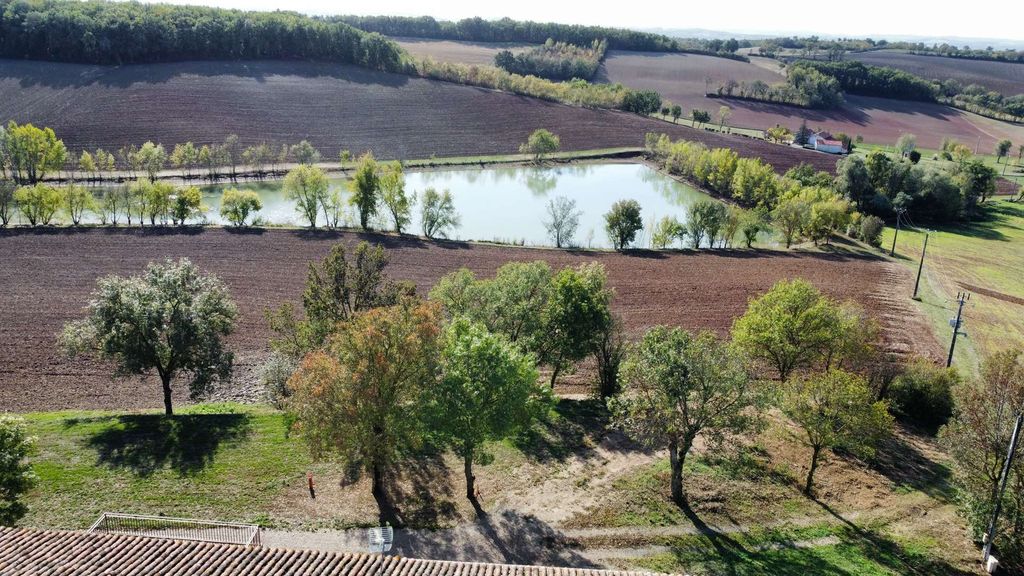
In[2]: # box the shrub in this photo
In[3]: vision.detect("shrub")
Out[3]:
[887,361,958,433]
[259,352,298,409]
[219,188,263,227]
[859,215,884,247]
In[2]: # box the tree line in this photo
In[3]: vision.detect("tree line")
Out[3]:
[494,38,607,82]
[791,60,1024,121]
[0,0,406,71]
[335,14,680,52]
[713,64,844,109]
[757,36,1024,64]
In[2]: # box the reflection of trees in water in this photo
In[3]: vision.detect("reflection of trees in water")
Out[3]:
[523,171,557,197]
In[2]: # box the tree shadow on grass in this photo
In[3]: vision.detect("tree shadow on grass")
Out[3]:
[77,413,252,477]
[869,430,954,504]
[511,398,638,464]
[811,498,976,576]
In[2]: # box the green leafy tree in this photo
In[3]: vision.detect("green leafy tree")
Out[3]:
[771,195,810,248]
[895,133,917,158]
[651,215,683,249]
[4,121,67,184]
[782,369,893,495]
[543,195,582,248]
[287,300,440,521]
[731,157,779,208]
[941,349,1024,565]
[806,195,851,245]
[691,109,711,127]
[14,184,61,226]
[520,129,561,163]
[267,242,412,357]
[78,150,96,181]
[143,181,174,225]
[740,211,767,248]
[956,159,997,215]
[431,317,547,505]
[289,140,322,165]
[0,416,36,526]
[539,263,612,386]
[170,186,203,226]
[604,199,642,250]
[687,199,727,248]
[430,261,552,349]
[60,259,237,416]
[219,188,263,226]
[170,142,198,179]
[284,164,328,228]
[379,161,412,234]
[610,327,762,505]
[62,185,96,225]
[349,152,380,230]
[0,179,15,226]
[731,279,872,380]
[671,105,682,123]
[996,139,1013,163]
[717,105,732,130]
[420,188,460,239]
[135,141,167,182]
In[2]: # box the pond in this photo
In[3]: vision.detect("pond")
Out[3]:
[77,163,727,249]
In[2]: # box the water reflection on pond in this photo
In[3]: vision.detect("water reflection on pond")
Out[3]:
[82,163,725,249]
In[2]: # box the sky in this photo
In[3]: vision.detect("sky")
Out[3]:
[137,0,1024,43]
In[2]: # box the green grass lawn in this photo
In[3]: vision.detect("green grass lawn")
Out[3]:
[881,199,1024,373]
[22,403,309,529]
[631,522,974,576]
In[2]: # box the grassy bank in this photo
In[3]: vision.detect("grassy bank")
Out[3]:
[882,199,1024,374]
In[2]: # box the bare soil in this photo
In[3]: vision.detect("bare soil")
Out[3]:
[852,50,1024,97]
[597,50,1024,150]
[393,38,533,66]
[0,228,938,412]
[0,59,835,174]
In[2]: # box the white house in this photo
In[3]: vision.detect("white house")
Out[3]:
[807,131,846,154]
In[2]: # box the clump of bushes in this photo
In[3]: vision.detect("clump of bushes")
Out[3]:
[886,360,958,433]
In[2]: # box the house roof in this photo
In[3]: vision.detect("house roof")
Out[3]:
[0,527,669,576]
[816,139,844,147]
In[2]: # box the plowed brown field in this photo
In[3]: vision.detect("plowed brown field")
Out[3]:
[0,58,835,173]
[393,37,532,66]
[0,228,937,412]
[852,50,1024,97]
[597,50,1024,150]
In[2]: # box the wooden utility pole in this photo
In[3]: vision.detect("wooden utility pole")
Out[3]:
[983,413,1023,567]
[913,231,929,299]
[946,292,970,368]
[890,208,905,257]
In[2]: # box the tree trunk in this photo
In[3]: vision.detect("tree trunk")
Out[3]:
[669,438,686,506]
[161,372,174,416]
[804,444,821,495]
[548,364,561,388]
[372,462,384,499]
[464,449,476,502]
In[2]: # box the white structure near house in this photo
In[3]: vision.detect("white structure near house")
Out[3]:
[807,131,846,154]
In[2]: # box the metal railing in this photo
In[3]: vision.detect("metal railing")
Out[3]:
[87,512,262,547]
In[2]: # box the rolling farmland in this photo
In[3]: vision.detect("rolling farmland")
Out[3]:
[597,50,1024,150]
[0,228,935,412]
[393,37,532,66]
[0,58,835,172]
[852,50,1024,97]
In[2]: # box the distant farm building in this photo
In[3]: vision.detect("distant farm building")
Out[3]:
[807,132,847,154]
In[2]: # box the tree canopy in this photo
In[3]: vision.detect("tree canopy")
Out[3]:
[60,258,237,416]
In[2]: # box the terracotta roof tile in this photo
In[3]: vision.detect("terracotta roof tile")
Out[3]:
[0,528,675,576]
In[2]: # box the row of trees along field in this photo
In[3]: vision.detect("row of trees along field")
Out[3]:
[645,132,1000,226]
[334,14,681,52]
[791,60,1024,121]
[37,245,1024,568]
[713,64,844,109]
[757,36,1024,64]
[0,0,405,70]
[0,122,348,184]
[494,38,607,82]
